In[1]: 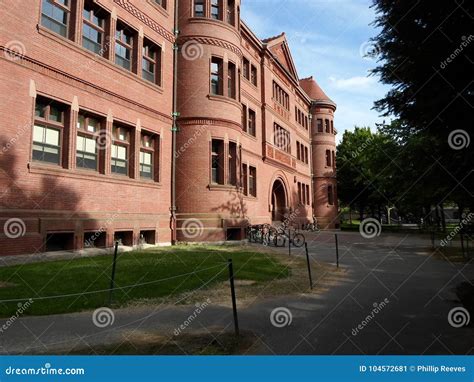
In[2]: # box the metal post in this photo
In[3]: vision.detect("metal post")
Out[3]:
[288,227,291,256]
[108,241,119,306]
[305,242,313,289]
[335,233,339,268]
[228,259,240,336]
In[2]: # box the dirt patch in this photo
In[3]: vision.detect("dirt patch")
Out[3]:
[0,281,16,288]
[59,331,258,355]
[130,245,349,309]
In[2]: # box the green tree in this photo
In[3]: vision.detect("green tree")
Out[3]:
[370,0,474,216]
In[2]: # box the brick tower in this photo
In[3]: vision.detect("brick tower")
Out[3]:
[300,77,339,229]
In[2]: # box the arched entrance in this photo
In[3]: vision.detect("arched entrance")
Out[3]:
[271,179,288,222]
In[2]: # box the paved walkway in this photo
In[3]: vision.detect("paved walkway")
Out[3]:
[1,232,473,355]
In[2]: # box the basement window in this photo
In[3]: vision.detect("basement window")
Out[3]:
[45,232,74,252]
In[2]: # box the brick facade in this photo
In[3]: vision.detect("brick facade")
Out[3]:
[0,0,338,255]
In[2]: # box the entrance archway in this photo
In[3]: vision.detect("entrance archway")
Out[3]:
[271,179,288,222]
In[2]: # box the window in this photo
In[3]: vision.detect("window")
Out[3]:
[211,0,221,20]
[306,185,310,205]
[305,147,309,164]
[248,108,256,136]
[228,142,237,185]
[242,104,247,133]
[298,182,302,204]
[249,166,257,197]
[305,116,308,130]
[272,81,289,110]
[76,113,99,170]
[211,57,223,95]
[33,125,61,164]
[142,39,162,85]
[140,133,156,180]
[251,65,257,86]
[32,97,66,165]
[41,0,70,38]
[154,0,166,9]
[111,125,129,175]
[243,58,250,80]
[296,141,301,160]
[273,123,290,153]
[211,139,224,184]
[82,1,105,55]
[115,22,134,71]
[331,120,334,134]
[228,61,236,99]
[226,0,235,25]
[326,149,331,167]
[194,0,204,17]
[328,185,334,205]
[242,163,248,196]
[332,151,336,168]
[317,118,323,132]
[325,119,330,133]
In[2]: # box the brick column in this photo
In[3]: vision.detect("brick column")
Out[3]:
[71,0,85,43]
[104,110,113,176]
[132,120,141,180]
[107,8,117,62]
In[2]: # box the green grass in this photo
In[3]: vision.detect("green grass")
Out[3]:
[0,246,288,317]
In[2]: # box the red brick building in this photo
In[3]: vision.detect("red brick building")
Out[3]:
[0,0,337,255]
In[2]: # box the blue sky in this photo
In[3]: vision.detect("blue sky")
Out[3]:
[241,0,391,140]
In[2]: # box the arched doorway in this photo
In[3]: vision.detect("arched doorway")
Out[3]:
[271,179,287,222]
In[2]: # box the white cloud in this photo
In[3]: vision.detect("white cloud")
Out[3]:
[329,75,377,90]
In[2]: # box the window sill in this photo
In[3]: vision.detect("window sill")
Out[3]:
[28,163,163,189]
[242,131,258,141]
[242,77,258,90]
[208,184,238,191]
[37,25,164,95]
[207,94,240,107]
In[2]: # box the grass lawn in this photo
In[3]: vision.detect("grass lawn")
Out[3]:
[0,246,289,317]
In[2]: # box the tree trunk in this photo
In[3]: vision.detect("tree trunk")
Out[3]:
[458,203,464,224]
[435,205,441,231]
[440,203,446,232]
